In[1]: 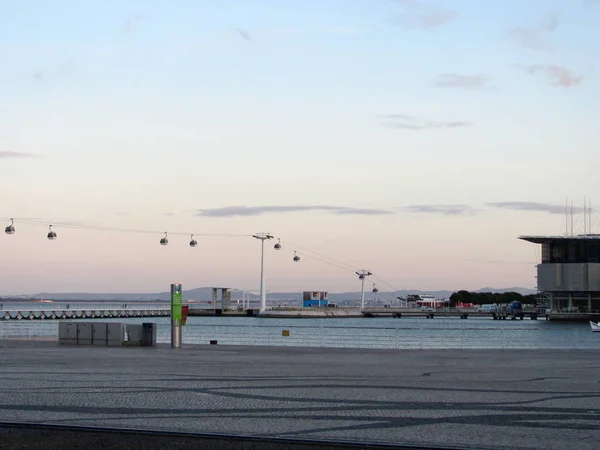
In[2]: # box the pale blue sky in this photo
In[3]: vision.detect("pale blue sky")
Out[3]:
[1,0,599,294]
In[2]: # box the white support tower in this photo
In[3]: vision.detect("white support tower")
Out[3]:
[252,233,273,313]
[356,270,372,308]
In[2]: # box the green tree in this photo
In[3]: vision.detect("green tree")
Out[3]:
[449,290,528,306]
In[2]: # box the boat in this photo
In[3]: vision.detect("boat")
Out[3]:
[591,321,600,332]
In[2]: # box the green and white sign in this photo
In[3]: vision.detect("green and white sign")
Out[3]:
[171,284,183,322]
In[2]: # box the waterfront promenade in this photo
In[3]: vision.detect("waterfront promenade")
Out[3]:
[0,340,599,449]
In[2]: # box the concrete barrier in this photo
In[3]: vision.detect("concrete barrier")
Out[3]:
[107,323,125,346]
[58,322,77,345]
[92,323,108,346]
[58,322,156,347]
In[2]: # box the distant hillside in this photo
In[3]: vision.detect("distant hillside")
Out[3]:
[1,286,537,302]
[474,287,536,295]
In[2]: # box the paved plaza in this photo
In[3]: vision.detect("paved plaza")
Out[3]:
[0,339,599,449]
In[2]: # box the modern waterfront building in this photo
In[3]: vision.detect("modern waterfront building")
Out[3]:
[519,234,600,321]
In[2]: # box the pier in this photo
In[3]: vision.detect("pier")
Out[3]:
[361,307,544,320]
[0,303,548,320]
[186,306,546,319]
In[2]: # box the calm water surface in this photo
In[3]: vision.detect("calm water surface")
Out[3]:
[1,312,598,349]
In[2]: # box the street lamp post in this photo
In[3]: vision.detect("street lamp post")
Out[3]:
[253,233,273,313]
[356,270,372,309]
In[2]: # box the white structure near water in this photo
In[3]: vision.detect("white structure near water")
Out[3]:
[519,197,600,320]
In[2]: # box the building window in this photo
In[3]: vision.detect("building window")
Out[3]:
[542,243,551,262]
[567,243,577,262]
[589,243,599,263]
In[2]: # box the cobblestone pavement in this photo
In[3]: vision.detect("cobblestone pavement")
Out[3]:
[1,340,599,449]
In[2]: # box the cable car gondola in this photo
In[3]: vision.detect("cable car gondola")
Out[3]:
[160,232,168,245]
[47,225,57,240]
[5,218,15,235]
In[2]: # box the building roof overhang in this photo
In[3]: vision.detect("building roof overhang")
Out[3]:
[519,234,600,244]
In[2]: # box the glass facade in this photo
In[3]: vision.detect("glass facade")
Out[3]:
[541,240,600,264]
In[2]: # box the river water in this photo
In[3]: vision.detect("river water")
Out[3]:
[1,314,597,350]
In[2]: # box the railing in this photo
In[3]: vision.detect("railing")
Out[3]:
[267,306,358,311]
[549,308,600,314]
[0,303,171,321]
[0,322,59,339]
[0,302,169,311]
[1,321,596,349]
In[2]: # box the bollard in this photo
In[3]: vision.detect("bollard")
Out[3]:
[171,284,183,348]
[171,325,182,348]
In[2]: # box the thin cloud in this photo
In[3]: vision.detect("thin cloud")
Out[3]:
[234,28,252,41]
[270,25,362,36]
[380,114,471,130]
[434,74,490,89]
[0,151,38,159]
[196,205,394,217]
[123,15,143,34]
[390,0,458,28]
[334,207,394,215]
[507,14,559,51]
[398,205,481,216]
[487,201,584,215]
[59,60,76,76]
[520,64,582,87]
[31,63,75,82]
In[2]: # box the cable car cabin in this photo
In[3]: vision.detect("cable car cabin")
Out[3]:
[302,291,328,307]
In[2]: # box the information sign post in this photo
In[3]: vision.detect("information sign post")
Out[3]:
[171,284,183,348]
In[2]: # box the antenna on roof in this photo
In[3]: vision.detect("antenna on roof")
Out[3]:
[584,195,587,235]
[565,197,569,236]
[590,198,593,234]
[570,199,573,236]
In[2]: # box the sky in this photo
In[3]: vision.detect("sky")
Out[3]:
[1,0,600,295]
